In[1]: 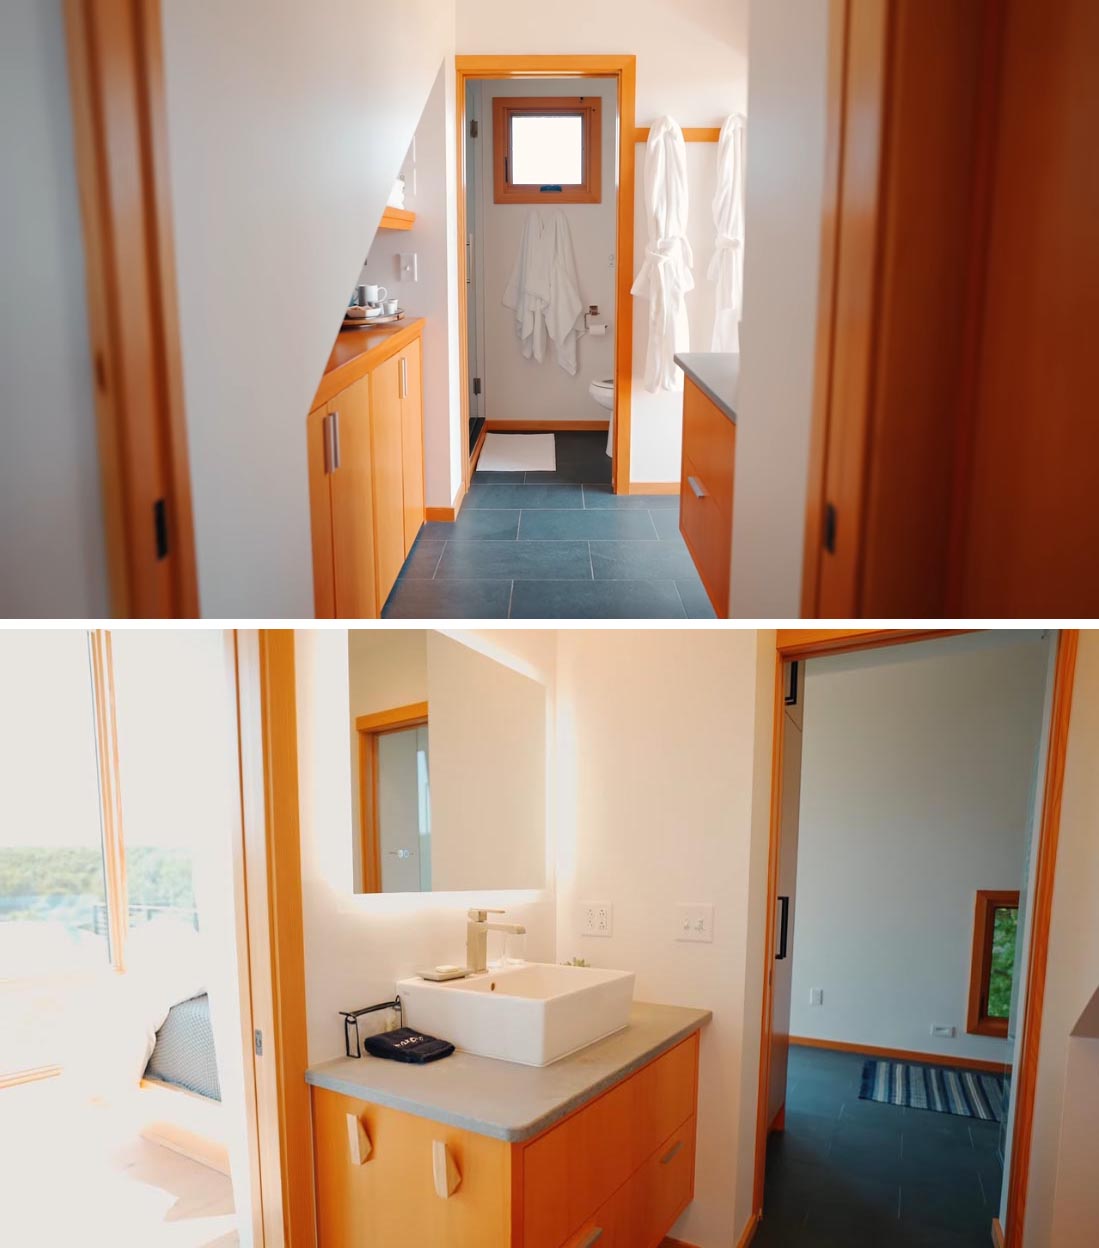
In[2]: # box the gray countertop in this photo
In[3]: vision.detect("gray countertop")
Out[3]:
[674,352,740,424]
[305,1001,711,1143]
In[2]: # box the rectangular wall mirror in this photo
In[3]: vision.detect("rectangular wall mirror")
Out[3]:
[348,631,546,894]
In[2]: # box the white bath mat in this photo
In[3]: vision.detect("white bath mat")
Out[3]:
[477,433,556,473]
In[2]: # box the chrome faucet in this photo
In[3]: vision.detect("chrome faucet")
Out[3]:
[466,907,526,974]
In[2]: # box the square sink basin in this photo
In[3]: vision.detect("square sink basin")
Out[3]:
[397,962,636,1066]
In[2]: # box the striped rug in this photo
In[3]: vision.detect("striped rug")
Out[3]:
[859,1059,1006,1122]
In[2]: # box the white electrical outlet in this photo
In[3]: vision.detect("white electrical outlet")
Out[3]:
[809,988,823,1006]
[399,252,418,281]
[675,903,714,943]
[930,1023,957,1039]
[580,901,613,937]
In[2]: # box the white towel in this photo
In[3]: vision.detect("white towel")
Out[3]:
[631,117,693,392]
[709,114,746,352]
[503,209,586,374]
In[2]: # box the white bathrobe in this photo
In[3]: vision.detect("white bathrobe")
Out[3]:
[631,116,693,392]
[709,114,746,352]
[503,209,585,375]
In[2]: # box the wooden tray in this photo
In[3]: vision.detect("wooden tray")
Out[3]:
[342,310,405,329]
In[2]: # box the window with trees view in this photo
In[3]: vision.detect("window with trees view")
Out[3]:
[967,890,1020,1037]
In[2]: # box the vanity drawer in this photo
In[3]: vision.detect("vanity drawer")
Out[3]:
[639,1116,698,1243]
[679,449,731,616]
[682,377,735,520]
[522,1035,698,1246]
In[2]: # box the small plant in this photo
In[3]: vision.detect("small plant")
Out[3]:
[563,956,590,968]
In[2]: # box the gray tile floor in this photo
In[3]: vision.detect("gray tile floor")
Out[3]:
[381,433,716,619]
[755,1046,1004,1248]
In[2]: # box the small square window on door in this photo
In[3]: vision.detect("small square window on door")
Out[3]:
[492,96,602,205]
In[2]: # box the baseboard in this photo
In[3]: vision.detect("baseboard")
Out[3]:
[991,1217,1005,1248]
[628,481,680,495]
[425,478,467,524]
[789,1035,1010,1075]
[660,1238,702,1248]
[736,1211,761,1247]
[485,419,609,431]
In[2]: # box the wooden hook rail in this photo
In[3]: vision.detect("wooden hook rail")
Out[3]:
[634,126,722,142]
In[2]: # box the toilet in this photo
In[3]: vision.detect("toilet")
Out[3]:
[588,377,614,411]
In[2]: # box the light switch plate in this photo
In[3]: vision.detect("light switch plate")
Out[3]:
[676,903,714,943]
[930,1023,957,1038]
[809,988,823,1006]
[580,901,613,937]
[399,252,418,281]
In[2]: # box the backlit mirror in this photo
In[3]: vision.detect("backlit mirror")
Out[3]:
[348,631,546,894]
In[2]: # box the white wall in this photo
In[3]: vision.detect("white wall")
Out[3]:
[362,62,463,510]
[789,635,1051,1062]
[296,628,556,1065]
[471,78,617,426]
[0,0,109,618]
[1026,633,1099,1246]
[555,628,772,1246]
[160,2,455,615]
[456,0,749,486]
[730,0,830,616]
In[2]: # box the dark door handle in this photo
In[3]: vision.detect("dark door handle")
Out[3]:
[775,896,790,960]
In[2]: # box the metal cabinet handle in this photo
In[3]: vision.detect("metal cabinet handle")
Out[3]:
[578,1231,604,1248]
[660,1140,684,1165]
[776,895,790,960]
[330,410,341,470]
[400,356,408,399]
[687,475,707,499]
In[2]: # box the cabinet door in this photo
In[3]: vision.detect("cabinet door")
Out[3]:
[306,401,335,618]
[399,337,425,554]
[370,353,406,608]
[329,376,378,619]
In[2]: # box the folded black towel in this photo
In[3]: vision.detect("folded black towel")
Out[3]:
[363,1027,455,1064]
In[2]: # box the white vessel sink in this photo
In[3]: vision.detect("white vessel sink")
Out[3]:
[397,962,636,1067]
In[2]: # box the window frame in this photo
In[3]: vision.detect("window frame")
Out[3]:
[967,889,1020,1037]
[492,96,602,205]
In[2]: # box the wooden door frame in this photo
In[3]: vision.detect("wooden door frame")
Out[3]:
[751,628,1079,1248]
[455,55,636,496]
[64,0,198,617]
[355,702,429,893]
[234,631,316,1248]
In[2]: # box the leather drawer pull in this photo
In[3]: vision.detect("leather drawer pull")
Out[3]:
[578,1231,604,1247]
[687,475,707,499]
[660,1140,684,1166]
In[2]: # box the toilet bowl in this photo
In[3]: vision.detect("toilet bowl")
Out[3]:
[589,377,614,411]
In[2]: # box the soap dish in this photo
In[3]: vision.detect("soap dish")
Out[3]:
[417,965,468,982]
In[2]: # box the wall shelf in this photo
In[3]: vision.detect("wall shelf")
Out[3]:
[379,207,415,231]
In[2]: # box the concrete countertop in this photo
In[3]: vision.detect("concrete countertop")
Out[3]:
[674,352,740,424]
[305,1001,711,1143]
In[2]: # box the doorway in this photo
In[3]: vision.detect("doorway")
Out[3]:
[753,630,1077,1248]
[455,55,636,496]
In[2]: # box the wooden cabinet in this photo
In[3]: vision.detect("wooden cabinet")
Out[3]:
[307,322,425,617]
[311,1032,700,1248]
[679,377,736,617]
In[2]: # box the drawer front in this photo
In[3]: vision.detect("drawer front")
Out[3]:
[679,452,731,616]
[641,1116,697,1243]
[522,1035,699,1247]
[682,377,735,521]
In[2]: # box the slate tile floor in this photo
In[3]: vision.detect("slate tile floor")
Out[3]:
[381,433,716,619]
[755,1046,1004,1248]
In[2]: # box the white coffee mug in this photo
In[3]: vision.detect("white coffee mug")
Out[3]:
[363,284,387,304]
[383,298,399,316]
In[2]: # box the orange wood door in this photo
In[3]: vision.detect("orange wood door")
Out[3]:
[312,1088,511,1248]
[328,377,378,619]
[370,353,406,608]
[399,338,425,554]
[954,0,1099,615]
[768,678,804,1130]
[306,401,335,618]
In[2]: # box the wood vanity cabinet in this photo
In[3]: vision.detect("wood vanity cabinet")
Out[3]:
[307,323,425,618]
[679,376,735,617]
[311,1032,700,1248]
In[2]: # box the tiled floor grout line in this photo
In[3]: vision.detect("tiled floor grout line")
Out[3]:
[431,541,446,579]
[587,541,594,580]
[506,580,514,618]
[673,581,688,618]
